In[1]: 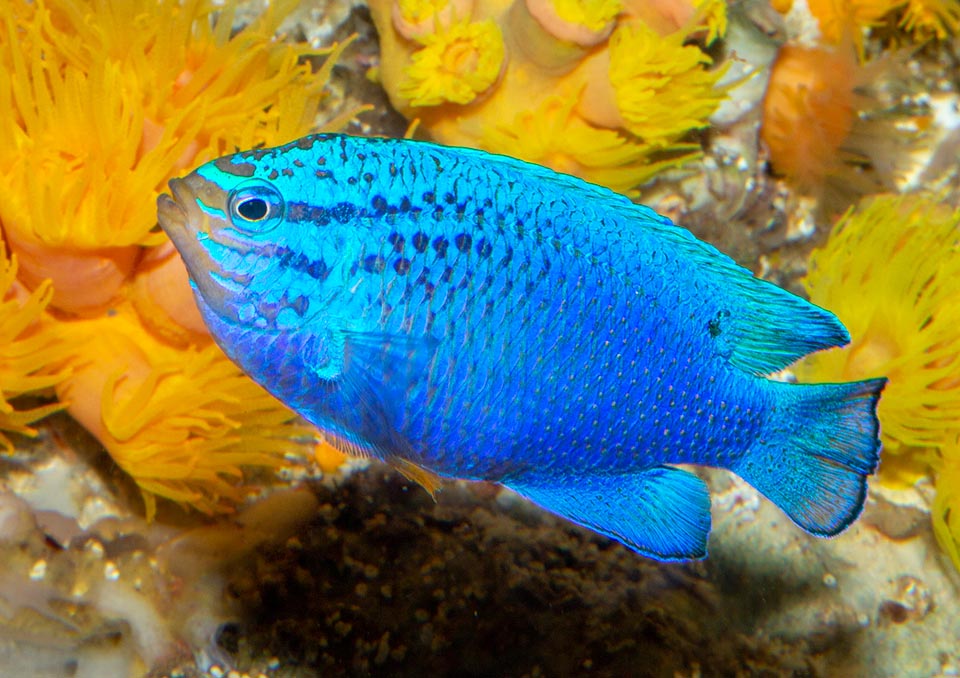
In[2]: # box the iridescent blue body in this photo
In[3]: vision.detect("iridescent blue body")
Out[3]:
[158,134,885,560]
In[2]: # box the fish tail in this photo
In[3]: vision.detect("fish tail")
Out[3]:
[734,377,886,536]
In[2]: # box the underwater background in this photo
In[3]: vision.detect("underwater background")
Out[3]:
[0,0,958,676]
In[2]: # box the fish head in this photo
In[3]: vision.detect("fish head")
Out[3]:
[157,148,319,331]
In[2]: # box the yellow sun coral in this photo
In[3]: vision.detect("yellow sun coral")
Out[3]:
[0,249,67,451]
[806,0,905,48]
[795,194,960,484]
[552,0,623,31]
[900,0,960,38]
[399,20,506,106]
[58,306,315,521]
[0,0,354,517]
[933,445,960,570]
[482,95,689,194]
[604,23,726,148]
[798,193,960,570]
[0,0,344,314]
[370,0,726,195]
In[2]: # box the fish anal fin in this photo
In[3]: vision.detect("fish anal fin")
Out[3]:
[389,456,443,499]
[505,466,711,560]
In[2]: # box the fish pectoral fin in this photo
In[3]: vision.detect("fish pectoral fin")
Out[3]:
[504,466,711,560]
[341,329,440,388]
[388,456,443,499]
[316,329,439,464]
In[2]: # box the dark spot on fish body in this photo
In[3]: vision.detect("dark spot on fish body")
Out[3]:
[414,268,430,286]
[306,258,329,281]
[399,196,413,212]
[422,191,435,204]
[432,207,445,221]
[440,267,453,283]
[394,258,411,275]
[362,255,385,273]
[388,232,405,252]
[215,157,256,177]
[431,236,447,257]
[348,177,358,186]
[268,169,280,180]
[455,233,472,253]
[363,172,374,184]
[315,169,331,180]
[443,192,456,205]
[282,168,294,178]
[332,202,358,224]
[412,232,429,253]
[293,159,305,168]
[475,238,492,258]
[371,195,388,217]
[389,162,398,177]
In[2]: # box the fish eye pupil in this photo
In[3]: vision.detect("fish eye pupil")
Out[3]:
[237,197,268,221]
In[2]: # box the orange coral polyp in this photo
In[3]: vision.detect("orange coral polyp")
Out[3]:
[760,44,858,192]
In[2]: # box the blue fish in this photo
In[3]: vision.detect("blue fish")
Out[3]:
[157,134,885,560]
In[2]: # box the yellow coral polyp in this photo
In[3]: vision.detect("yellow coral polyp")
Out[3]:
[691,0,728,44]
[399,20,505,106]
[397,0,453,23]
[900,0,960,38]
[796,194,960,475]
[0,0,330,249]
[607,24,727,149]
[58,308,314,521]
[0,250,67,451]
[806,0,905,49]
[550,0,623,31]
[933,446,960,571]
[482,95,689,195]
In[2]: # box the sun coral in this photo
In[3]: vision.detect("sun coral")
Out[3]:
[900,0,960,38]
[0,0,343,315]
[370,0,727,195]
[399,20,506,106]
[795,193,960,489]
[933,446,960,571]
[57,307,315,521]
[806,0,904,47]
[0,0,353,518]
[583,22,727,148]
[798,193,960,569]
[0,249,67,452]
[760,44,859,193]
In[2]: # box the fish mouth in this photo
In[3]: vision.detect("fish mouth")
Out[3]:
[156,178,193,240]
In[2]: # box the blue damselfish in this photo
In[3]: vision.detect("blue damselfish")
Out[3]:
[157,134,885,560]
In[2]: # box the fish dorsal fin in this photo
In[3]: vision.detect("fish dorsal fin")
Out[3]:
[619,201,850,375]
[709,271,850,375]
[430,143,850,375]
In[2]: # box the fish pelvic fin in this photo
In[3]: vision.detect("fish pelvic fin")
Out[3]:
[389,456,443,499]
[504,466,711,560]
[734,377,886,536]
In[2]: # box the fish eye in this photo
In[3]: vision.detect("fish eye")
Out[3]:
[227,180,284,233]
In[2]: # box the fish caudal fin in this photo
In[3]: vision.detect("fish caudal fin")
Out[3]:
[505,466,711,560]
[735,377,886,536]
